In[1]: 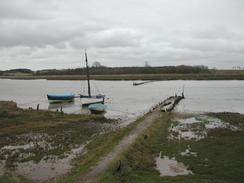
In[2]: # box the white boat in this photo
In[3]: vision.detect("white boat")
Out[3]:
[80,94,105,106]
[80,51,105,106]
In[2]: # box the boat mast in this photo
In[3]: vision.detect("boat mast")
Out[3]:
[85,50,91,97]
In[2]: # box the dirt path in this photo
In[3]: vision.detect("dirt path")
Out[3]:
[77,110,161,183]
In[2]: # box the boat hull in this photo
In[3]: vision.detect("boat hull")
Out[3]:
[88,103,107,114]
[47,93,75,103]
[80,94,105,106]
[81,97,104,106]
[48,98,74,104]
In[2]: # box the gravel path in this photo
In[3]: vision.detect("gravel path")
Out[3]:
[77,110,160,183]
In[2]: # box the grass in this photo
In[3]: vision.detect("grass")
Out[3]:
[2,101,244,183]
[49,115,149,183]
[99,112,244,183]
[0,101,151,183]
[209,112,244,127]
[0,101,115,181]
[0,172,31,183]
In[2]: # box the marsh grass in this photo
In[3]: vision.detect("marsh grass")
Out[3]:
[50,116,148,183]
[0,101,150,183]
[99,112,244,183]
[0,172,31,183]
[0,101,116,182]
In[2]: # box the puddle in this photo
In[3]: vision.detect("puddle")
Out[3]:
[0,123,114,180]
[2,143,35,150]
[198,115,238,131]
[0,133,54,161]
[169,115,238,141]
[169,121,207,141]
[155,152,193,176]
[0,132,88,182]
[180,146,197,157]
[15,145,86,182]
[0,144,86,181]
[178,117,200,124]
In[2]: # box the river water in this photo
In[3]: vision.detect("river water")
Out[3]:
[0,79,244,122]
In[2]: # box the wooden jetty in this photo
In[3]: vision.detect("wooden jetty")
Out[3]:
[160,94,184,112]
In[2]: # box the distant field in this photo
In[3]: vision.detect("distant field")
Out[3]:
[1,71,244,80]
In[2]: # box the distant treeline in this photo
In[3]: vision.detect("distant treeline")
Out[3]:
[0,69,33,76]
[0,65,211,76]
[34,65,210,75]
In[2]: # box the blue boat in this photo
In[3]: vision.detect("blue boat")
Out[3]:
[88,103,107,114]
[47,93,75,103]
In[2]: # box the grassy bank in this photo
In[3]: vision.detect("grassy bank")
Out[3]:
[0,101,115,182]
[50,115,150,183]
[1,72,244,81]
[99,112,244,183]
[0,101,150,183]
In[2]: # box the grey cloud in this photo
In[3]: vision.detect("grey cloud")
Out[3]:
[172,35,244,54]
[0,18,107,48]
[0,0,57,20]
[1,0,244,70]
[70,28,142,49]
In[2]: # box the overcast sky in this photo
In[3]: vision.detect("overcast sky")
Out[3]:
[0,0,244,70]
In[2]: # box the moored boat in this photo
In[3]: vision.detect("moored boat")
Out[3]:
[88,103,107,114]
[47,93,75,103]
[80,94,105,106]
[80,51,105,106]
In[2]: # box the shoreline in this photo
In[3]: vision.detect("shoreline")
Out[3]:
[1,73,244,81]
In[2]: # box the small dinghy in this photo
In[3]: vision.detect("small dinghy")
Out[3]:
[88,103,107,114]
[47,93,75,103]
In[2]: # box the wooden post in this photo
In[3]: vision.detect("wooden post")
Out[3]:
[37,104,39,110]
[116,160,122,172]
[182,84,185,98]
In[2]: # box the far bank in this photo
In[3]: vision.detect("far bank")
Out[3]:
[1,72,244,80]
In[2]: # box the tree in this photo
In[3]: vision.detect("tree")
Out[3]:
[92,61,103,68]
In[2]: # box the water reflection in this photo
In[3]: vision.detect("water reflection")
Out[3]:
[48,101,75,110]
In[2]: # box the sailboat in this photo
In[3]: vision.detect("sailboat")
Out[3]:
[80,51,105,106]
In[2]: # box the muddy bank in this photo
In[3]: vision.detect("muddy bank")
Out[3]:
[0,101,117,182]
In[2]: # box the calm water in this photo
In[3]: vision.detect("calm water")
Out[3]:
[0,79,244,122]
